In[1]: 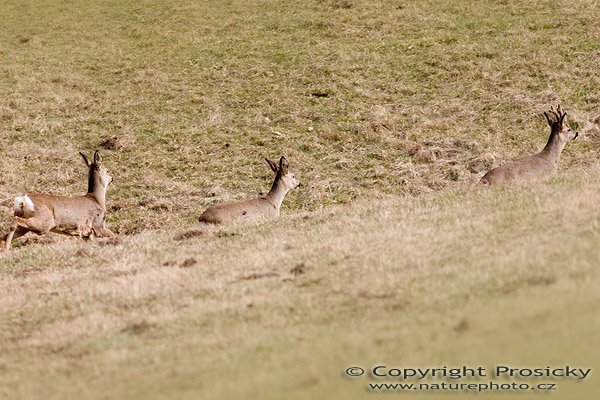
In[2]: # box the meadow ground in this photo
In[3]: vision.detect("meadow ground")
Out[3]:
[0,0,599,399]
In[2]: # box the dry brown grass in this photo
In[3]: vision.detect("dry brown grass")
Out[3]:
[1,0,599,223]
[1,167,600,399]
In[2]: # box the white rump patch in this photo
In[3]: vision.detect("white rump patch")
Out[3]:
[13,195,34,217]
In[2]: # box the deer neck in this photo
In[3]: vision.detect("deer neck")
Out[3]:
[540,129,565,164]
[87,170,107,208]
[266,175,288,210]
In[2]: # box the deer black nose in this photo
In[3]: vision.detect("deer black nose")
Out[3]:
[574,132,579,139]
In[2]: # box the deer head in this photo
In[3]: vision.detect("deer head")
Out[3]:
[265,156,300,191]
[80,150,113,196]
[544,105,579,142]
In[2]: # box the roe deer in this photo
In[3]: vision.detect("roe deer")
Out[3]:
[198,156,300,225]
[2,150,114,251]
[481,105,579,185]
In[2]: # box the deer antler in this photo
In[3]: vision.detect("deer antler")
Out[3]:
[557,104,567,125]
[543,111,554,126]
[544,105,567,127]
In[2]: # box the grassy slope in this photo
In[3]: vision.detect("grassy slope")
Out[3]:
[0,0,599,399]
[1,169,600,399]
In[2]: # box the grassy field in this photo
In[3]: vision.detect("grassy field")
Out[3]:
[0,0,599,399]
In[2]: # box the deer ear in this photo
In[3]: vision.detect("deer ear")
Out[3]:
[265,157,279,173]
[80,152,91,167]
[279,156,289,175]
[93,150,103,165]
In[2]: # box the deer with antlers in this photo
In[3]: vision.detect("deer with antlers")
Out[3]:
[197,156,300,225]
[481,105,579,185]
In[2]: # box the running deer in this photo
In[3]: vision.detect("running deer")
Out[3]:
[198,156,300,225]
[2,150,114,251]
[481,105,579,185]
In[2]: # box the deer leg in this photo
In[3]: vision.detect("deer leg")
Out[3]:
[4,222,29,251]
[100,228,115,238]
[92,218,114,238]
[15,216,51,235]
[91,227,113,239]
[4,220,18,251]
[53,223,83,237]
